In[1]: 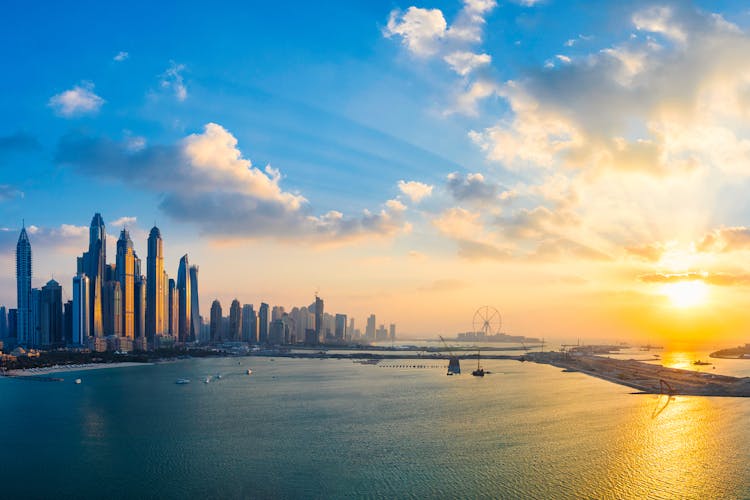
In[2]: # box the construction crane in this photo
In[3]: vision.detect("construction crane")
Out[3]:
[440,335,461,375]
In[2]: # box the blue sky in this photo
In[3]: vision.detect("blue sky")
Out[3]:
[4,0,750,340]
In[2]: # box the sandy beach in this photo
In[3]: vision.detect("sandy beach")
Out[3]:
[4,362,152,377]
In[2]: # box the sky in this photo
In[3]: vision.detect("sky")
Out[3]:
[3,0,750,344]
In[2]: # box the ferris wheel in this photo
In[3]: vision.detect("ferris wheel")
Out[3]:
[472,306,502,336]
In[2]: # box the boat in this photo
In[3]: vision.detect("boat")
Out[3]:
[175,378,191,384]
[471,350,486,377]
[74,378,82,385]
[216,374,223,379]
[693,360,712,366]
[204,377,210,384]
[246,369,252,375]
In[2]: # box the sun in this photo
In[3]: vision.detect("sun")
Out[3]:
[661,280,708,308]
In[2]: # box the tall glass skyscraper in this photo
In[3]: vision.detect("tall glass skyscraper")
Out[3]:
[176,254,191,342]
[16,225,31,345]
[189,265,200,342]
[258,302,269,344]
[146,226,165,342]
[116,229,135,339]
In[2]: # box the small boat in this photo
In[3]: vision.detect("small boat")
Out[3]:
[74,378,82,385]
[246,369,252,375]
[175,378,191,384]
[216,374,223,379]
[204,377,210,384]
[472,349,486,377]
[693,360,712,366]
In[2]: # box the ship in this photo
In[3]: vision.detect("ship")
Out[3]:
[471,350,485,377]
[175,378,191,384]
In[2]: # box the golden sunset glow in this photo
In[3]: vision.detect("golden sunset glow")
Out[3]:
[660,281,708,309]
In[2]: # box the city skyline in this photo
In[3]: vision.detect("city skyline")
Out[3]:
[3,1,750,342]
[2,212,395,349]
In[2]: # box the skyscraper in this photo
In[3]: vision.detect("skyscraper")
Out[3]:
[102,280,122,337]
[314,296,324,344]
[229,299,242,341]
[176,254,191,342]
[366,314,376,340]
[16,225,31,346]
[335,314,347,341]
[168,278,178,336]
[62,300,72,345]
[72,273,90,346]
[0,306,7,339]
[134,274,146,341]
[210,299,222,343]
[241,304,255,343]
[189,265,200,342]
[79,213,106,337]
[40,279,63,347]
[258,302,269,344]
[389,324,396,341]
[146,226,165,342]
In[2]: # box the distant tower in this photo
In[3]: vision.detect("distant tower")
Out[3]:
[116,229,135,339]
[210,300,222,342]
[146,226,165,341]
[314,295,324,344]
[40,279,62,346]
[168,278,178,336]
[176,254,191,342]
[241,304,255,343]
[258,302,269,344]
[389,324,396,341]
[335,314,347,341]
[72,273,90,346]
[189,265,200,342]
[83,213,106,337]
[229,299,242,341]
[16,224,32,345]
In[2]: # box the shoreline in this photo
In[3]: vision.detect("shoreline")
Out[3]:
[4,362,153,377]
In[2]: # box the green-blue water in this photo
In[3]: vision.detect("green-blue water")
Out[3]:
[3,355,750,499]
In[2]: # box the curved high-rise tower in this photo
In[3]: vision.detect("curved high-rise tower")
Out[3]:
[16,225,32,345]
[146,226,165,342]
[87,213,105,337]
[176,254,191,342]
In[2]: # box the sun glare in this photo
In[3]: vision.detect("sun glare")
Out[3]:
[661,280,708,308]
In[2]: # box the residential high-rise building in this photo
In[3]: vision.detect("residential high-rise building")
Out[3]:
[62,300,72,345]
[271,305,285,321]
[146,226,165,341]
[189,265,200,342]
[134,274,146,341]
[348,318,355,341]
[258,302,269,344]
[335,314,347,341]
[30,288,41,347]
[78,213,105,337]
[176,254,191,342]
[116,229,135,339]
[314,296,324,343]
[16,225,32,346]
[390,324,396,341]
[40,279,63,347]
[269,319,284,345]
[229,299,242,341]
[168,278,178,336]
[210,300,222,342]
[366,314,376,340]
[241,304,256,343]
[72,273,90,346]
[7,309,18,340]
[102,280,122,337]
[0,306,7,339]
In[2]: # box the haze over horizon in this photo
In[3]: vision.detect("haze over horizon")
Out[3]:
[3,0,750,344]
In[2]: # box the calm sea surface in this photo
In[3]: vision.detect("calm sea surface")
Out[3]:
[3,352,750,499]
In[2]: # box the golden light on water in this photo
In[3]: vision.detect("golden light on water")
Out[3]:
[660,280,708,308]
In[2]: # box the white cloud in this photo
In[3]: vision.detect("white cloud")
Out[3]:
[433,207,484,240]
[114,51,129,62]
[452,79,500,116]
[555,54,571,64]
[160,61,187,101]
[384,7,447,57]
[48,82,104,117]
[109,216,137,228]
[632,6,686,43]
[443,51,491,76]
[398,180,434,203]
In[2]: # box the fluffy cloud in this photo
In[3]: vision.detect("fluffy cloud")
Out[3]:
[113,51,129,62]
[697,227,750,253]
[445,171,500,203]
[432,207,484,240]
[385,7,447,57]
[56,123,408,243]
[398,180,434,203]
[109,216,137,228]
[639,271,750,286]
[443,51,491,76]
[160,61,187,101]
[48,82,104,117]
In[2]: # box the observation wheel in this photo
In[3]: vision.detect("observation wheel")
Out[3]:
[473,306,502,336]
